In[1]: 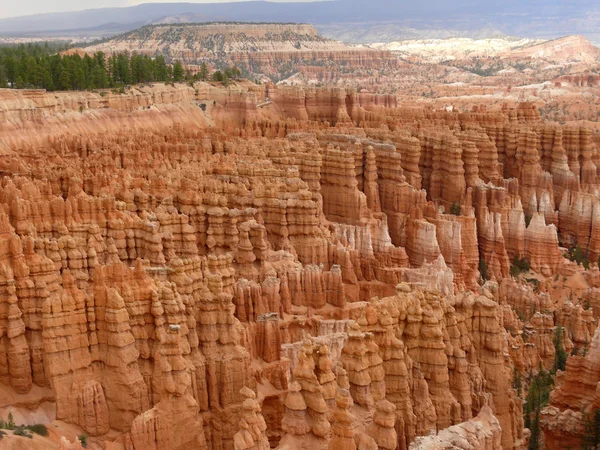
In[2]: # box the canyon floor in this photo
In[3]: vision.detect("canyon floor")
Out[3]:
[1,24,600,450]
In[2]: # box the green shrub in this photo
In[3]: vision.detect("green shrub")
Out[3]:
[13,426,32,439]
[581,409,600,450]
[79,434,88,448]
[552,325,568,374]
[524,365,554,450]
[526,278,540,292]
[479,259,489,282]
[565,245,590,269]
[5,413,15,430]
[26,424,48,436]
[510,254,531,277]
[0,413,48,438]
[512,367,522,398]
[450,202,461,216]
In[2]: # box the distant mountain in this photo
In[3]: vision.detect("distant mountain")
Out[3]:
[1,0,600,43]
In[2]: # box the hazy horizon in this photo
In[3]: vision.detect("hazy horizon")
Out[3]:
[1,0,599,43]
[0,0,325,19]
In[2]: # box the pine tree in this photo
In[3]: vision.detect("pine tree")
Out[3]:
[58,68,71,91]
[198,62,209,81]
[6,412,15,430]
[528,409,541,450]
[173,61,184,82]
[0,66,8,88]
[0,43,199,92]
[552,325,568,373]
[524,365,554,449]
[513,367,522,398]
[582,409,600,450]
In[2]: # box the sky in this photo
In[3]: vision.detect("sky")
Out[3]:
[0,0,321,19]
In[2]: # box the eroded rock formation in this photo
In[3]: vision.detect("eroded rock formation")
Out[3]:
[0,81,598,450]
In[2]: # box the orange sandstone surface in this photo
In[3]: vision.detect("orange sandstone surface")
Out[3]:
[0,81,598,450]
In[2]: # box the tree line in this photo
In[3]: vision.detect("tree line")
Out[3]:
[0,42,242,91]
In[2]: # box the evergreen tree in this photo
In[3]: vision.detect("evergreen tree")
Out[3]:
[582,409,600,450]
[198,62,209,81]
[3,54,16,85]
[58,67,72,91]
[524,365,554,450]
[41,67,54,90]
[0,66,8,88]
[513,367,522,398]
[14,75,25,89]
[173,61,184,82]
[154,55,168,81]
[552,325,568,373]
[528,410,541,450]
[0,42,211,92]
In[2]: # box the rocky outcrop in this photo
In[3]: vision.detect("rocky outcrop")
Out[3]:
[409,405,502,450]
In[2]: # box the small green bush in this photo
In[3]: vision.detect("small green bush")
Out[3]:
[0,413,48,438]
[26,424,48,436]
[552,325,568,373]
[479,259,489,282]
[565,245,590,269]
[526,278,540,292]
[79,434,88,448]
[510,254,531,277]
[13,426,32,439]
[5,412,15,430]
[512,367,522,398]
[582,409,600,450]
[450,202,461,216]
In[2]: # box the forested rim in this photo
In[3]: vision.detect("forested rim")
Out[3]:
[0,42,192,91]
[0,42,247,91]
